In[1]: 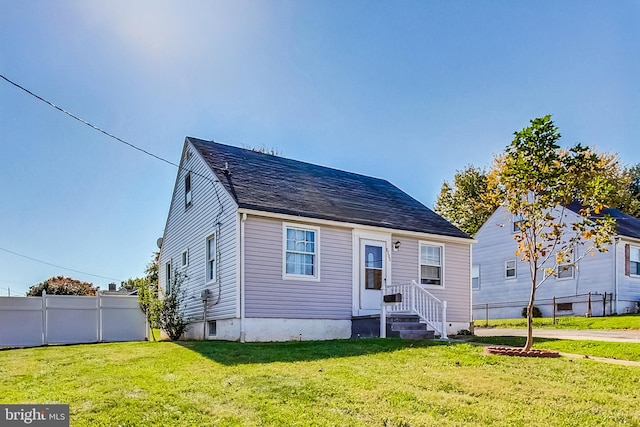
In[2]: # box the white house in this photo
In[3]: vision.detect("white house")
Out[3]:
[472,204,640,320]
[158,138,474,341]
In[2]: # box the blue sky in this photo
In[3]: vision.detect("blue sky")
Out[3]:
[1,1,638,295]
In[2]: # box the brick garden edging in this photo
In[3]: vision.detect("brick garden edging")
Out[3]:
[484,346,560,358]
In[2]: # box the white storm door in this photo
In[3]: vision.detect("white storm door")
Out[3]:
[360,239,386,311]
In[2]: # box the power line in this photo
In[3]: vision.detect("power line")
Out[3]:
[0,73,223,186]
[0,73,181,169]
[0,247,122,282]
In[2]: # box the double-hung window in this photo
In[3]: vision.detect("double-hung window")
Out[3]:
[420,243,443,286]
[557,262,573,279]
[284,225,318,279]
[185,173,192,208]
[165,261,172,295]
[206,234,216,283]
[630,246,640,276]
[505,260,516,278]
[472,265,480,290]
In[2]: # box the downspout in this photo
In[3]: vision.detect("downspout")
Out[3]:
[240,213,247,343]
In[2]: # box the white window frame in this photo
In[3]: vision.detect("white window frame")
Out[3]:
[282,223,320,281]
[472,265,480,290]
[630,245,640,277]
[556,257,574,280]
[165,260,172,295]
[513,214,525,233]
[181,249,189,269]
[505,259,517,279]
[206,234,217,284]
[419,241,445,288]
[185,172,192,208]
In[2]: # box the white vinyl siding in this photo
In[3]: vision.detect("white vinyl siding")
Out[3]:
[159,141,238,321]
[472,205,623,319]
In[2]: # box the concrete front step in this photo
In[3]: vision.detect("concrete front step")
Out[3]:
[351,314,435,339]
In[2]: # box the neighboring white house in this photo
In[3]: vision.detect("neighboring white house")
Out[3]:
[472,204,640,320]
[158,137,474,341]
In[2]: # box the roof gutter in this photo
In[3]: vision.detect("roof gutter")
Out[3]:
[237,208,476,245]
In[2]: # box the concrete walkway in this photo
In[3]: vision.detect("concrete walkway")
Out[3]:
[474,327,640,343]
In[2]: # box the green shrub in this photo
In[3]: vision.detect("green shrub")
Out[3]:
[521,305,542,318]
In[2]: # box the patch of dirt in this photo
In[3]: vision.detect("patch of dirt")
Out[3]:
[484,346,560,358]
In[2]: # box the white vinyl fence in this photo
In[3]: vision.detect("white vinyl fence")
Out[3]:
[0,292,147,348]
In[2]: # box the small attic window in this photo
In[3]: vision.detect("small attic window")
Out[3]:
[185,149,192,162]
[185,173,192,208]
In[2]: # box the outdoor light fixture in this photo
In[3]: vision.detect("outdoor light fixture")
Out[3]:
[393,241,401,251]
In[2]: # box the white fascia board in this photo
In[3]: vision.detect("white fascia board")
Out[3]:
[237,208,477,245]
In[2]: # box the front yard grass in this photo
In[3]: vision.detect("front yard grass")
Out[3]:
[477,313,640,330]
[1,339,639,426]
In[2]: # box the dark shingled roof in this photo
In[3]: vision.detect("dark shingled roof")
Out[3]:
[188,137,469,239]
[567,201,640,240]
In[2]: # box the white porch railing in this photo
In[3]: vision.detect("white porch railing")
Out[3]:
[385,280,447,339]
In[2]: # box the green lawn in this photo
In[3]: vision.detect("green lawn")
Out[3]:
[476,313,640,330]
[1,339,639,426]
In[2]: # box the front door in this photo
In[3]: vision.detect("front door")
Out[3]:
[359,239,387,311]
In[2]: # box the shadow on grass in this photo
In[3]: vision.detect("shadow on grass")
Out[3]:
[176,338,456,365]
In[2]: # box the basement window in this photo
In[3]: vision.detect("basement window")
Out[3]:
[557,302,573,312]
[208,320,217,336]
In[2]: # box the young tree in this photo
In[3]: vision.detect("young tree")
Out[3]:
[134,276,161,341]
[27,276,97,296]
[498,116,616,350]
[158,271,189,340]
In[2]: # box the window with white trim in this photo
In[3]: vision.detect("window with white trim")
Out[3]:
[181,249,188,268]
[165,261,172,295]
[472,265,480,290]
[185,173,192,208]
[505,260,516,278]
[206,234,216,283]
[420,243,442,286]
[513,214,525,233]
[631,246,640,276]
[284,225,318,279]
[557,263,573,279]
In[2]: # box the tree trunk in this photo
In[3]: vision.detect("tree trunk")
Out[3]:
[524,275,536,351]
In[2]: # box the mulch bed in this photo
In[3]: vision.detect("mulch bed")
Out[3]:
[484,346,560,358]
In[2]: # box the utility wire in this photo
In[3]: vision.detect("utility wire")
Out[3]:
[0,247,122,282]
[0,73,223,186]
[0,73,180,169]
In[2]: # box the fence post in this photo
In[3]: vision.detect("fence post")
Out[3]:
[553,296,556,325]
[42,290,47,345]
[587,292,592,317]
[602,293,606,317]
[96,290,102,342]
[485,303,488,327]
